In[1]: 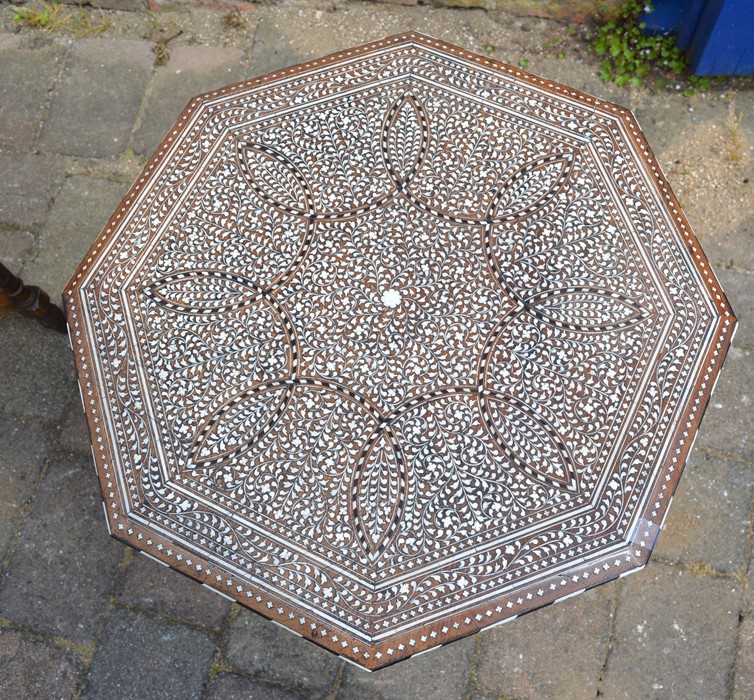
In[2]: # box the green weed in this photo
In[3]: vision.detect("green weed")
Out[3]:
[13,1,66,30]
[591,1,711,92]
[13,1,110,38]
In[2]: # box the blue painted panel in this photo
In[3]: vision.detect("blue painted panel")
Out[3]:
[687,0,754,75]
[644,0,754,75]
[643,0,694,38]
[643,0,706,49]
[676,0,708,49]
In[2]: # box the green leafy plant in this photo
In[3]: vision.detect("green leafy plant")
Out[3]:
[591,1,710,90]
[12,1,110,37]
[13,1,65,30]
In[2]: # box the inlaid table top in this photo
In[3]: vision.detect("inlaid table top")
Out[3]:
[64,32,736,670]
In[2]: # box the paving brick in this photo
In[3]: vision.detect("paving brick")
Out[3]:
[733,617,754,700]
[0,229,36,270]
[0,152,64,229]
[527,55,627,107]
[635,93,754,272]
[654,451,752,573]
[475,585,614,700]
[245,6,482,81]
[118,553,231,630]
[247,16,323,78]
[0,417,52,560]
[93,0,148,9]
[23,176,129,299]
[0,628,84,699]
[224,608,341,697]
[631,93,720,158]
[696,346,754,459]
[601,561,739,699]
[0,34,21,51]
[85,608,215,699]
[717,267,754,348]
[337,635,474,700]
[696,216,754,275]
[0,451,122,645]
[244,6,600,86]
[0,315,75,424]
[206,672,305,700]
[133,45,246,156]
[39,39,153,158]
[56,388,93,455]
[0,35,68,151]
[744,541,754,613]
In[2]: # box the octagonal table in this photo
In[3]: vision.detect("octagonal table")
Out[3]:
[64,32,736,670]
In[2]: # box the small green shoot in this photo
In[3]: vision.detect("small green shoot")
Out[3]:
[13,1,66,30]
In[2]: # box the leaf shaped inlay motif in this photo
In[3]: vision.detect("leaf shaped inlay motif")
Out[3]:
[526,286,647,332]
[237,141,314,216]
[483,393,578,492]
[491,152,574,222]
[189,382,293,468]
[143,270,262,314]
[352,429,407,559]
[382,94,429,186]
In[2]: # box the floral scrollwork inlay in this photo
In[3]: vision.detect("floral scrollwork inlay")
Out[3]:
[141,91,653,563]
[68,35,734,669]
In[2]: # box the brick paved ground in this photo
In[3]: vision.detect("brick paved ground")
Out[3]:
[0,3,752,698]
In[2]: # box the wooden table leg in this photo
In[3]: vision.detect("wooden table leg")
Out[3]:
[0,262,67,334]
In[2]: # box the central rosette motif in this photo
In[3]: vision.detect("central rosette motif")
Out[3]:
[142,92,649,561]
[381,289,402,308]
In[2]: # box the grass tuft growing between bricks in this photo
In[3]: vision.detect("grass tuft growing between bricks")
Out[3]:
[12,1,111,38]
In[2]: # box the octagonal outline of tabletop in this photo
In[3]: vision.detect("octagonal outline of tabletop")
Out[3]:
[123,71,673,582]
[63,32,736,670]
[123,78,667,568]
